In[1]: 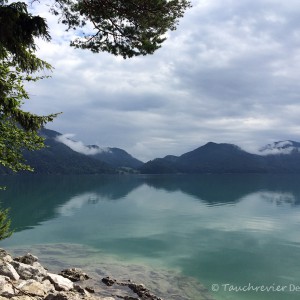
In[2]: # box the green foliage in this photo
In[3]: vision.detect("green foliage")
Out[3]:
[0,0,51,72]
[0,1,59,172]
[0,0,191,172]
[0,204,12,240]
[0,0,190,241]
[50,0,192,58]
[0,60,59,172]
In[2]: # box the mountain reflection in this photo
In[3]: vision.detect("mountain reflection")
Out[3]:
[143,174,300,205]
[1,174,300,232]
[0,175,142,231]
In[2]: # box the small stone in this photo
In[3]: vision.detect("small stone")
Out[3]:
[47,273,74,291]
[45,291,82,300]
[85,286,95,293]
[14,253,38,266]
[73,283,90,296]
[102,277,116,286]
[44,292,69,300]
[59,268,90,282]
[0,249,12,263]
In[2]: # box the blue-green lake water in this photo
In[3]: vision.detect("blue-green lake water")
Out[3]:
[1,174,300,300]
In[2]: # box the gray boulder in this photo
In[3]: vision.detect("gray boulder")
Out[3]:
[11,261,47,281]
[47,273,74,291]
[0,262,20,281]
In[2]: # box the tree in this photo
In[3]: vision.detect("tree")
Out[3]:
[0,1,59,172]
[0,0,191,172]
[51,0,192,58]
[0,206,12,240]
[0,0,190,241]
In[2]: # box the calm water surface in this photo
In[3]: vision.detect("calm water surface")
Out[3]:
[1,174,300,300]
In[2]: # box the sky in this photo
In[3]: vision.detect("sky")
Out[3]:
[22,0,300,162]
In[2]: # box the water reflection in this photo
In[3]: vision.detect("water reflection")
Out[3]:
[1,174,300,232]
[1,174,300,300]
[0,175,142,230]
[143,174,300,205]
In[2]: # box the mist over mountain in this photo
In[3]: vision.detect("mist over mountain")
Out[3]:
[56,133,143,169]
[1,129,300,175]
[139,141,300,174]
[259,140,300,155]
[0,129,141,175]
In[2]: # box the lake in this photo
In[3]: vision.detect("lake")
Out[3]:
[1,174,300,300]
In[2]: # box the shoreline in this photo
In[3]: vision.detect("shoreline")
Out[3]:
[0,247,214,300]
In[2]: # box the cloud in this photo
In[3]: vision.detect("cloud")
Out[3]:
[21,0,300,161]
[56,134,111,156]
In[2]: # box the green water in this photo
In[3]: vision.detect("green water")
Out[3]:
[1,174,300,300]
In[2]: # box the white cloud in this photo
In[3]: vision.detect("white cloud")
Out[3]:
[56,134,111,156]
[19,0,300,161]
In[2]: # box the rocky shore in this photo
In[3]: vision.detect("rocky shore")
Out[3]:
[0,248,163,300]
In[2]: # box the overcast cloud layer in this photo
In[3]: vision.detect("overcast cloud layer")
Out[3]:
[22,0,300,161]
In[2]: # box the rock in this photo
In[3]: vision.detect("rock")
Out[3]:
[14,254,38,266]
[85,286,95,293]
[44,291,83,300]
[131,283,162,300]
[0,262,20,281]
[0,275,15,297]
[59,268,90,282]
[101,277,116,286]
[44,292,69,300]
[47,273,74,291]
[18,279,54,297]
[11,296,33,300]
[19,281,47,297]
[11,261,47,281]
[73,284,90,296]
[0,249,12,263]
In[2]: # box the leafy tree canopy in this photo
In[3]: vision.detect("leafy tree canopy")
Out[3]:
[51,0,192,58]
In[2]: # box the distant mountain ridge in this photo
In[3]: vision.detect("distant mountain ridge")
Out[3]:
[85,145,143,169]
[0,128,142,175]
[1,129,300,175]
[139,141,300,174]
[55,133,143,169]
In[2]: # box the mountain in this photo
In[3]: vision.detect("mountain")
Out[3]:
[2,131,300,175]
[139,141,300,174]
[86,145,143,169]
[0,128,142,175]
[17,129,114,174]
